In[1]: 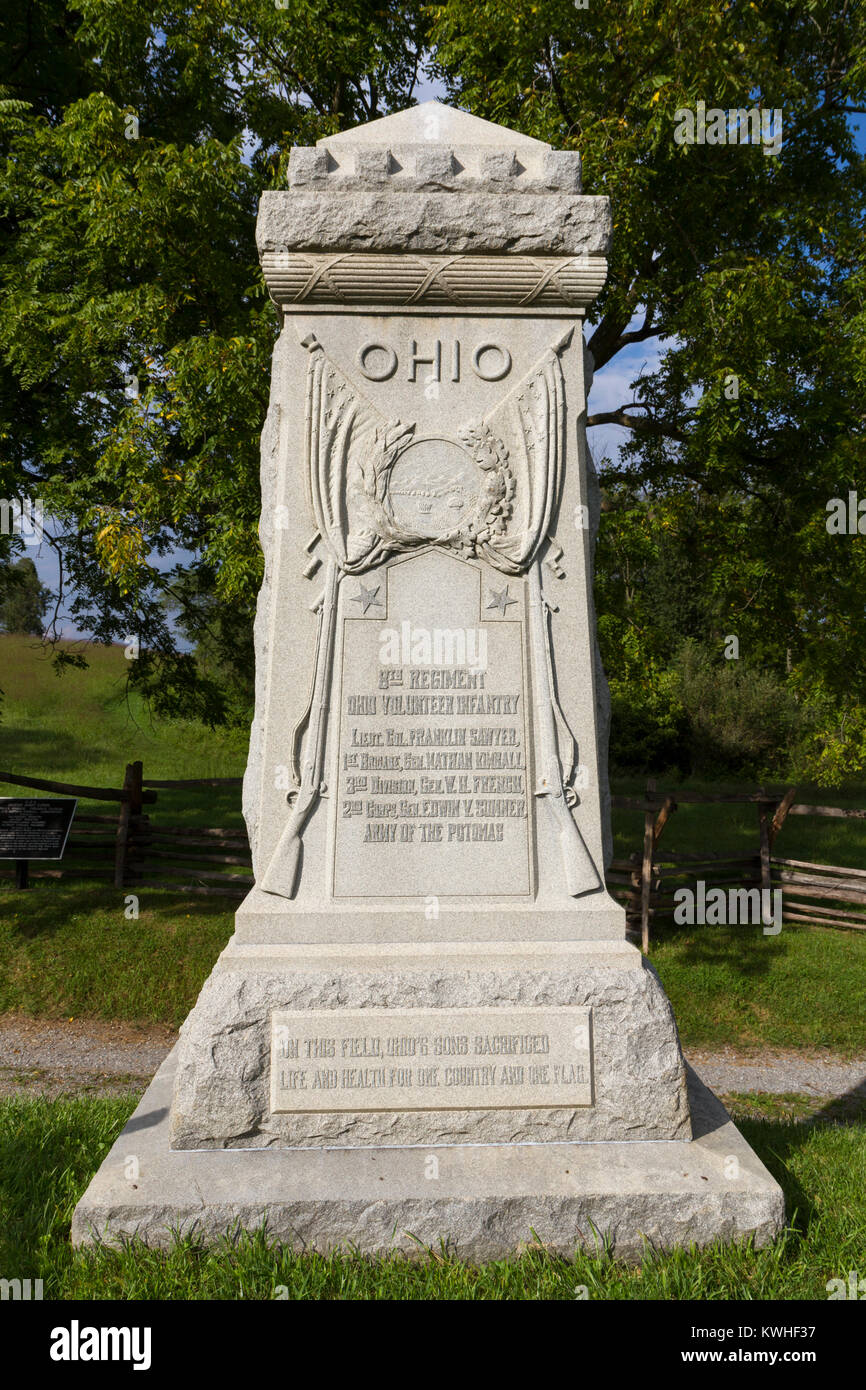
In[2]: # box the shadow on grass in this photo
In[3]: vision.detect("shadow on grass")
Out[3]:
[148,788,248,828]
[736,1116,817,1236]
[0,727,116,778]
[809,1083,866,1124]
[652,922,786,981]
[0,877,235,940]
[736,1091,866,1244]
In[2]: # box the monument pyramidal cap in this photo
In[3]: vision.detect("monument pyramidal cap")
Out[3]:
[317,98,551,148]
[74,102,785,1260]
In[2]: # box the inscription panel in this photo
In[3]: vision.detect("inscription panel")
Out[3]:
[270,1006,592,1113]
[332,550,533,898]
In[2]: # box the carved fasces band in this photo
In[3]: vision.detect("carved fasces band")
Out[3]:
[261,252,608,310]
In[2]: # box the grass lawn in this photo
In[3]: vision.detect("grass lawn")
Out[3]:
[651,923,866,1054]
[0,633,248,829]
[0,879,233,1027]
[1,635,865,1301]
[610,774,866,869]
[0,1091,863,1299]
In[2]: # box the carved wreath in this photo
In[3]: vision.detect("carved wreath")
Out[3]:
[347,421,516,563]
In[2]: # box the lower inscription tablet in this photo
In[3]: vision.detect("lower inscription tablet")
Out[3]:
[270,1006,592,1113]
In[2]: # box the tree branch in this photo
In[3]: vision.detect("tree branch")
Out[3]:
[617,312,668,350]
[543,37,579,131]
[586,406,690,442]
[586,253,663,370]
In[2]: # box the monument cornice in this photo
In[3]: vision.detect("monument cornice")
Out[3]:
[287,143,583,193]
[257,187,612,260]
[260,250,609,310]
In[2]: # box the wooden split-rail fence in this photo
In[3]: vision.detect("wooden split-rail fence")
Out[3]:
[0,764,252,897]
[607,781,866,950]
[2,768,865,948]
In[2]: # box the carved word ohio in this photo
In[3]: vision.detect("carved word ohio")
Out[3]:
[379,623,488,672]
[357,339,512,384]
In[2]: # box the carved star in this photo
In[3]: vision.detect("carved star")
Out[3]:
[487,585,518,616]
[351,583,383,614]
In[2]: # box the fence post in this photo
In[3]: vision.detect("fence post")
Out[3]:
[628,851,641,935]
[127,760,146,886]
[770,786,797,850]
[114,764,135,889]
[129,760,144,819]
[640,778,656,954]
[757,798,773,906]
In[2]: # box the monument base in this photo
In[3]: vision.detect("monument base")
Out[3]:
[167,938,692,1149]
[72,1048,785,1263]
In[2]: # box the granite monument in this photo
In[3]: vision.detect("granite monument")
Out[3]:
[74,102,785,1260]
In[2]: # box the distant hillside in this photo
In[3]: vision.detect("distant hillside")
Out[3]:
[0,634,247,806]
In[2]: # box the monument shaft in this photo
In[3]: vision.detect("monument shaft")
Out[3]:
[245,304,616,938]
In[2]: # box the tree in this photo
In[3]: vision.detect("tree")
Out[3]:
[0,1,862,737]
[430,0,866,711]
[0,556,50,634]
[0,0,429,720]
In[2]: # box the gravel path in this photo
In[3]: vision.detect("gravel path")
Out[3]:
[1,1014,864,1102]
[0,1015,177,1099]
[685,1046,866,1099]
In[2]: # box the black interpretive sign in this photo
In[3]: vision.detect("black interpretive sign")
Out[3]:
[0,798,77,860]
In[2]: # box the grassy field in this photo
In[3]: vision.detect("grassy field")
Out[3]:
[0,881,232,1026]
[2,634,866,1047]
[0,633,248,828]
[610,775,866,868]
[0,1091,863,1299]
[1,636,865,1303]
[4,630,865,845]
[652,924,866,1054]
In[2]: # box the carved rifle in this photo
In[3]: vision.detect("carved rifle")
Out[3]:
[528,557,600,897]
[261,556,340,897]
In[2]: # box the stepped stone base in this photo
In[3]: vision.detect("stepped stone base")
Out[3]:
[72,1048,785,1263]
